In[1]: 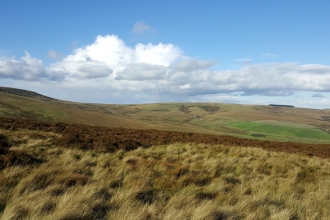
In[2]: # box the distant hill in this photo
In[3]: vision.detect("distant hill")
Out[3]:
[269,104,295,108]
[0,86,56,101]
[1,86,330,144]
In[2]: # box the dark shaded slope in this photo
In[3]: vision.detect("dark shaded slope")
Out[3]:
[0,87,56,101]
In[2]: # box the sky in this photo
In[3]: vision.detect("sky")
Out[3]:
[1,0,330,109]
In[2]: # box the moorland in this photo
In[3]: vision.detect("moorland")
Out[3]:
[1,86,330,144]
[1,87,330,219]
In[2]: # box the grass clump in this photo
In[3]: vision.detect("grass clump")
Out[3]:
[1,128,330,219]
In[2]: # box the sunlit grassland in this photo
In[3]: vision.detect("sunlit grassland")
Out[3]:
[1,88,330,144]
[1,129,330,219]
[188,118,330,144]
[227,121,330,141]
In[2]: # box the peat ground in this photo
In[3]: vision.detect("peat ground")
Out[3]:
[1,117,330,161]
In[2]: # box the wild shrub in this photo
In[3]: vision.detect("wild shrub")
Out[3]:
[1,117,330,158]
[0,150,43,170]
[2,117,330,219]
[0,134,9,148]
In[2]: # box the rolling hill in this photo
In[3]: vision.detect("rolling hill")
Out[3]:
[1,86,330,144]
[2,87,330,219]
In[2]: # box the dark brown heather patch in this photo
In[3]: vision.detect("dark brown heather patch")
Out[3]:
[1,117,330,158]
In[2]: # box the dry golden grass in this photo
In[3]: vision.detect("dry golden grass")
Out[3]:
[1,129,330,219]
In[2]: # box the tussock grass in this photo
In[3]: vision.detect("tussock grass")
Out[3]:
[1,129,330,219]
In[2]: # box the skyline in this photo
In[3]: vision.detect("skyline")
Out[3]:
[1,1,330,109]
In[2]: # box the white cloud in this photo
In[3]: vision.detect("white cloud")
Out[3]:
[77,65,113,79]
[116,63,166,81]
[299,64,330,75]
[2,35,330,109]
[0,52,47,81]
[189,93,245,104]
[48,50,63,61]
[49,35,181,80]
[134,43,180,66]
[132,21,152,34]
[296,97,330,108]
[173,58,217,72]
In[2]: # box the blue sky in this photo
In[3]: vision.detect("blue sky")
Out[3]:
[1,0,330,109]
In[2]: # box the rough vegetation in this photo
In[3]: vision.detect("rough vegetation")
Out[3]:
[1,117,330,159]
[2,87,330,144]
[2,88,330,219]
[1,125,330,219]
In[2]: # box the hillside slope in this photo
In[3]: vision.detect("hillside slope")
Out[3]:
[1,123,330,219]
[1,86,330,144]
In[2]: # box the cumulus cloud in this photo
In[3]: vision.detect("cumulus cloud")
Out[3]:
[173,58,217,72]
[132,21,152,34]
[0,52,47,81]
[48,50,63,60]
[134,42,180,66]
[299,64,330,75]
[77,65,113,79]
[116,63,167,81]
[0,52,66,82]
[49,35,181,80]
[2,35,330,105]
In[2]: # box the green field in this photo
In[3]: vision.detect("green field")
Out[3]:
[1,86,330,144]
[228,121,330,140]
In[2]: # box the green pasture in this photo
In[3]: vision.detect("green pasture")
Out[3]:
[228,121,330,141]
